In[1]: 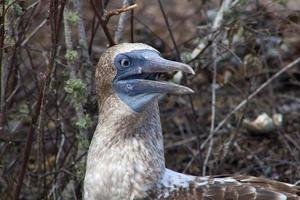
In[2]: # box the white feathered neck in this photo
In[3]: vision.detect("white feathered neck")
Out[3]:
[84,94,166,200]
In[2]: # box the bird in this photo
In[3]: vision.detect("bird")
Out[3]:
[83,43,300,200]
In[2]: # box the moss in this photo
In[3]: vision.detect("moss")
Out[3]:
[64,78,87,101]
[65,50,79,62]
[65,10,79,25]
[75,114,92,130]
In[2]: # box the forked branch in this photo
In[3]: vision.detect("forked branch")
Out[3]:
[90,0,137,46]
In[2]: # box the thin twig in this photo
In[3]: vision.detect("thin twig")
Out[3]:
[88,14,100,55]
[73,0,93,96]
[89,0,115,46]
[21,19,47,47]
[114,0,135,44]
[103,4,137,24]
[157,0,180,61]
[201,57,300,149]
[201,0,241,175]
[90,0,137,46]
[130,5,134,42]
[190,0,240,61]
[202,42,218,176]
[134,17,167,47]
[13,1,67,199]
[0,1,6,136]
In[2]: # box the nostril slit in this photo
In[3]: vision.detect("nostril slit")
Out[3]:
[126,84,133,91]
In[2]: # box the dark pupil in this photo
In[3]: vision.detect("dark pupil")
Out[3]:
[121,59,129,66]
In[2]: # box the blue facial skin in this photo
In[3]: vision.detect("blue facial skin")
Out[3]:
[112,50,162,112]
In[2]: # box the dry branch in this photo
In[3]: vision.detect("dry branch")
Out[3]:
[201,57,300,149]
[114,0,135,44]
[103,4,137,23]
[90,0,137,46]
[13,1,67,199]
[202,0,241,176]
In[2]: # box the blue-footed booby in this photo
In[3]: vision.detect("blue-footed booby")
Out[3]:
[84,43,300,200]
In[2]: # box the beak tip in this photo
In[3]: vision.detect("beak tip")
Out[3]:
[188,88,195,93]
[180,86,194,94]
[183,64,195,75]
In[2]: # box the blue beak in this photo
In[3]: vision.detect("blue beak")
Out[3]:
[114,51,195,96]
[113,49,195,112]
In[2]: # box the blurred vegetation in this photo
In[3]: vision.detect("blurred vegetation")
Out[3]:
[0,0,300,199]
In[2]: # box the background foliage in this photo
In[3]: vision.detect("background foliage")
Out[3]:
[0,0,300,199]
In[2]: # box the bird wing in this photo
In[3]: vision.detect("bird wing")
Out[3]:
[147,169,300,200]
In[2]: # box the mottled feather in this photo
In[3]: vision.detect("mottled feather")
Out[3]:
[148,171,300,200]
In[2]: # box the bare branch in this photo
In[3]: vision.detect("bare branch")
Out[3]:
[157,0,180,61]
[21,19,47,47]
[90,0,137,46]
[201,57,300,149]
[201,0,242,176]
[73,0,93,95]
[13,1,67,199]
[103,4,137,23]
[190,0,240,62]
[114,0,135,44]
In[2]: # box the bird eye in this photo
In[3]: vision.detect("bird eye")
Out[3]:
[120,58,130,68]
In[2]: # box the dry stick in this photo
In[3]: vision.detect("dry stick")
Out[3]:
[90,0,137,46]
[165,135,198,149]
[88,14,100,55]
[201,0,240,176]
[157,0,204,172]
[13,1,67,199]
[38,51,62,196]
[157,0,202,149]
[157,0,180,61]
[103,4,137,22]
[134,17,166,47]
[202,42,218,176]
[89,0,115,46]
[0,2,6,136]
[130,7,134,42]
[74,0,93,95]
[187,39,213,64]
[114,0,135,44]
[21,19,47,47]
[190,0,239,61]
[201,57,300,149]
[23,0,41,12]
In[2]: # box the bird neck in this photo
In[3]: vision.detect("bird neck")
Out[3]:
[85,94,165,199]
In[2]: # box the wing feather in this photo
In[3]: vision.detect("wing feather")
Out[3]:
[148,170,300,200]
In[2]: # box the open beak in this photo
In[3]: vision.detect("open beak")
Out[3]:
[115,52,195,96]
[135,55,194,94]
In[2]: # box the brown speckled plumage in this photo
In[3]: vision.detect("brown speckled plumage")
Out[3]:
[84,43,300,200]
[148,175,300,200]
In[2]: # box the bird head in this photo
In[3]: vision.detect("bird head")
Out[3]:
[96,43,195,112]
